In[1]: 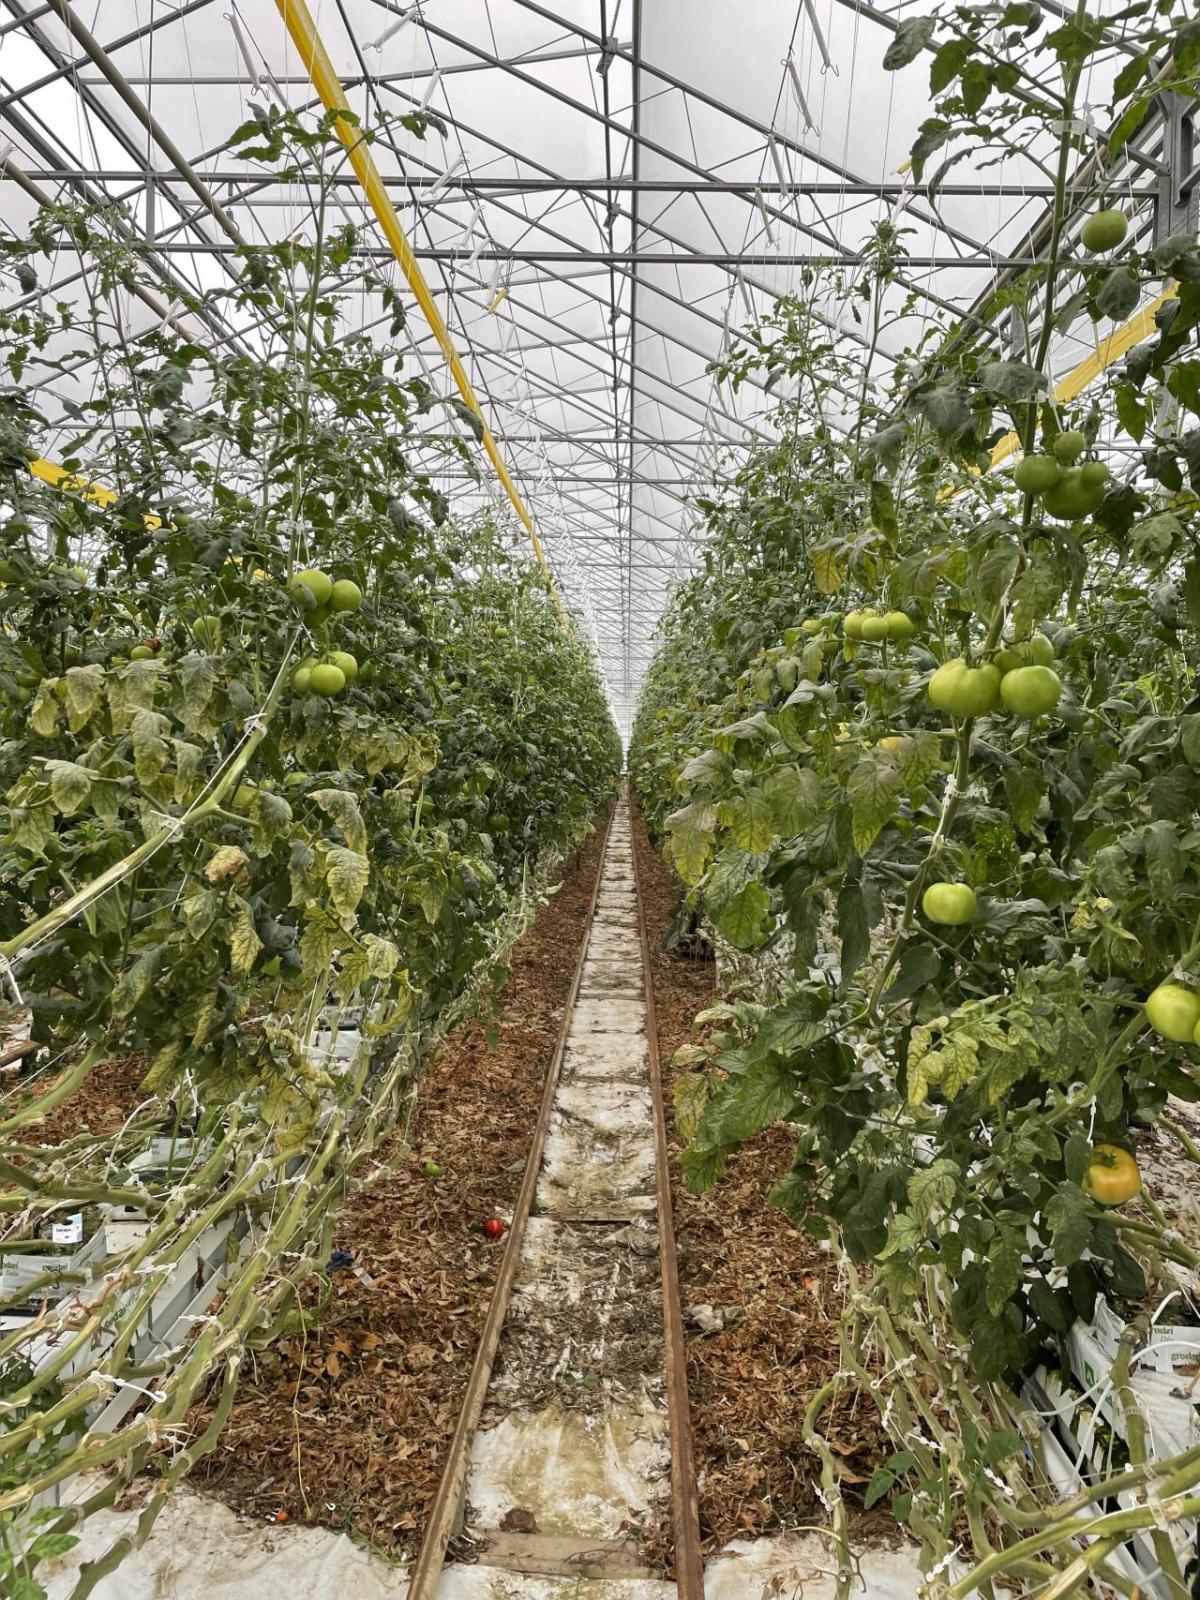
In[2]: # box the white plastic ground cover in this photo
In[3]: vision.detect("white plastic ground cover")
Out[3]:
[43,1487,926,1600]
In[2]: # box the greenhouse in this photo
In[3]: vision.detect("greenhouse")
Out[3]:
[0,0,1197,1596]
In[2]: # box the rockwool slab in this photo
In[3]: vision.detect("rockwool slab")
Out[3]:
[561,1035,650,1082]
[464,1404,670,1539]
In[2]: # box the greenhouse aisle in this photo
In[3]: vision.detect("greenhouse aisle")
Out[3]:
[441,796,673,1591]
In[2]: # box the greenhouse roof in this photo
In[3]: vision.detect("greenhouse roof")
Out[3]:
[0,0,1175,732]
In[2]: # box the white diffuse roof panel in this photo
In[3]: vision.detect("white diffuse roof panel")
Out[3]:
[0,0,1165,733]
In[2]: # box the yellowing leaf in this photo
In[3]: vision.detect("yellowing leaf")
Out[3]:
[673,1072,712,1143]
[62,663,105,730]
[666,800,717,884]
[229,894,263,973]
[810,545,844,595]
[326,845,370,920]
[205,844,250,883]
[131,708,171,787]
[29,678,61,737]
[44,759,92,816]
[312,788,368,854]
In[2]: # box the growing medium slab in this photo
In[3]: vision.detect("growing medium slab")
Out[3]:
[586,928,642,962]
[439,1568,674,1600]
[535,1117,656,1216]
[569,996,645,1035]
[464,1401,670,1540]
[488,1217,664,1408]
[561,1034,649,1084]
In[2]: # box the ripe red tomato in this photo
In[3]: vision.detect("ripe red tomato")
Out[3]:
[484,1217,505,1240]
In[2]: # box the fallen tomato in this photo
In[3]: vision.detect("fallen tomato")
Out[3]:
[483,1217,505,1240]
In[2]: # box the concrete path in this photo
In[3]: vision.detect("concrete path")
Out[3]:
[445,799,674,1596]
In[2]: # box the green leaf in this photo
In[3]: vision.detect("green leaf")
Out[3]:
[1180,714,1200,768]
[764,764,822,836]
[885,940,941,1004]
[986,1239,1024,1315]
[1143,819,1184,897]
[837,881,870,985]
[1005,766,1045,834]
[111,947,166,1018]
[847,757,900,856]
[1096,266,1141,323]
[883,14,936,69]
[1114,382,1147,442]
[980,360,1047,401]
[974,537,1020,612]
[700,1057,796,1145]
[312,787,368,854]
[680,1145,726,1194]
[326,845,370,920]
[714,879,771,950]
[1046,1180,1091,1266]
[864,1450,916,1509]
[43,759,92,816]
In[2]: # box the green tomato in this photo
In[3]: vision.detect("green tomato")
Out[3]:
[291,665,313,694]
[859,613,890,642]
[1014,454,1062,494]
[326,649,358,683]
[1000,664,1062,717]
[422,1160,444,1178]
[1042,467,1105,521]
[1081,208,1129,254]
[842,610,868,640]
[883,610,916,641]
[1145,982,1200,1043]
[922,883,978,926]
[191,614,222,650]
[927,659,1001,719]
[1052,430,1086,466]
[288,567,334,607]
[129,644,155,661]
[1079,460,1110,490]
[996,633,1056,674]
[330,578,362,612]
[310,663,346,697]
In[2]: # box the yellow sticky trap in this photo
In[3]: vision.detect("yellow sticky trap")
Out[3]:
[29,457,162,528]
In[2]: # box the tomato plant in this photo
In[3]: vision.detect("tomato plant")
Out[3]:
[632,3,1200,1589]
[0,109,619,1589]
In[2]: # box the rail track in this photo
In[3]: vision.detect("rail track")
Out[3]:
[409,789,704,1599]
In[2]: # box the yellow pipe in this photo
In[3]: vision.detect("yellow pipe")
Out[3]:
[30,457,117,505]
[272,0,557,592]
